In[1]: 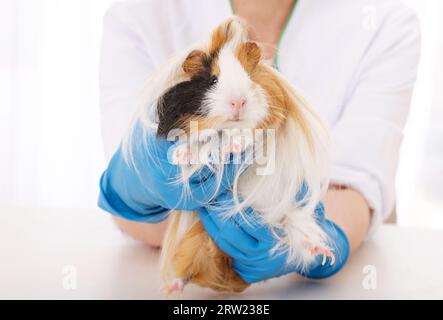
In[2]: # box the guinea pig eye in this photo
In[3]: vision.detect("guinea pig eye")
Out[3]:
[210,76,218,85]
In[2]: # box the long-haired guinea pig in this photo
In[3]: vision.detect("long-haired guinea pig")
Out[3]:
[124,17,333,294]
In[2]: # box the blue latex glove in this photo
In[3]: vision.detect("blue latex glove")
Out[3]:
[98,122,240,223]
[197,191,350,283]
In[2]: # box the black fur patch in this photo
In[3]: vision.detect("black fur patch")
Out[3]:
[157,57,218,137]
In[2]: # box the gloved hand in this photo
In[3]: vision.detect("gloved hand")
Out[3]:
[197,191,350,283]
[98,122,241,223]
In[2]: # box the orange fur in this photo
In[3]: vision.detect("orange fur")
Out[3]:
[208,18,247,56]
[211,57,221,77]
[182,50,207,76]
[236,41,262,74]
[252,64,315,150]
[167,211,248,292]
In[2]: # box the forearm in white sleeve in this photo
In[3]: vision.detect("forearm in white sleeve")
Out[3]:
[99,3,155,162]
[330,7,421,236]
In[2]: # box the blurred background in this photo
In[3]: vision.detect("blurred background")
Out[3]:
[0,0,441,228]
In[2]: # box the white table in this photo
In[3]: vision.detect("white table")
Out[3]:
[1,206,442,299]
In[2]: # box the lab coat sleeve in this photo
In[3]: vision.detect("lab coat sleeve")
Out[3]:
[330,7,421,236]
[99,3,155,162]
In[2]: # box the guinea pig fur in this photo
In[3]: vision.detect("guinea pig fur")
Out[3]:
[123,17,333,294]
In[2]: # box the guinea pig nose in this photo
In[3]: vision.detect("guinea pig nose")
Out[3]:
[229,98,247,111]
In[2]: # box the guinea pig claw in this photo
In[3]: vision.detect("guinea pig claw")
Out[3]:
[222,138,245,155]
[172,147,194,165]
[223,142,243,154]
[330,254,336,266]
[321,254,327,266]
[162,275,193,295]
[163,279,185,295]
[311,246,336,266]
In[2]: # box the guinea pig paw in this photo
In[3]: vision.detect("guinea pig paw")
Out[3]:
[310,246,336,266]
[222,142,243,155]
[222,136,248,155]
[162,278,185,295]
[172,146,195,165]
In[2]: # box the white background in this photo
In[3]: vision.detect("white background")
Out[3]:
[0,0,442,228]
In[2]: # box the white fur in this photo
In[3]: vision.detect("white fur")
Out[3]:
[202,47,269,129]
[235,105,331,269]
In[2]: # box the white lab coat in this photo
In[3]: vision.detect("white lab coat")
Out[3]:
[99,0,421,235]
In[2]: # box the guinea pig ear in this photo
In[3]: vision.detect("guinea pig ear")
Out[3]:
[182,50,207,76]
[237,41,262,74]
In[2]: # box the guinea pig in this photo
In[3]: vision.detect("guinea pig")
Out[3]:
[124,17,333,293]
